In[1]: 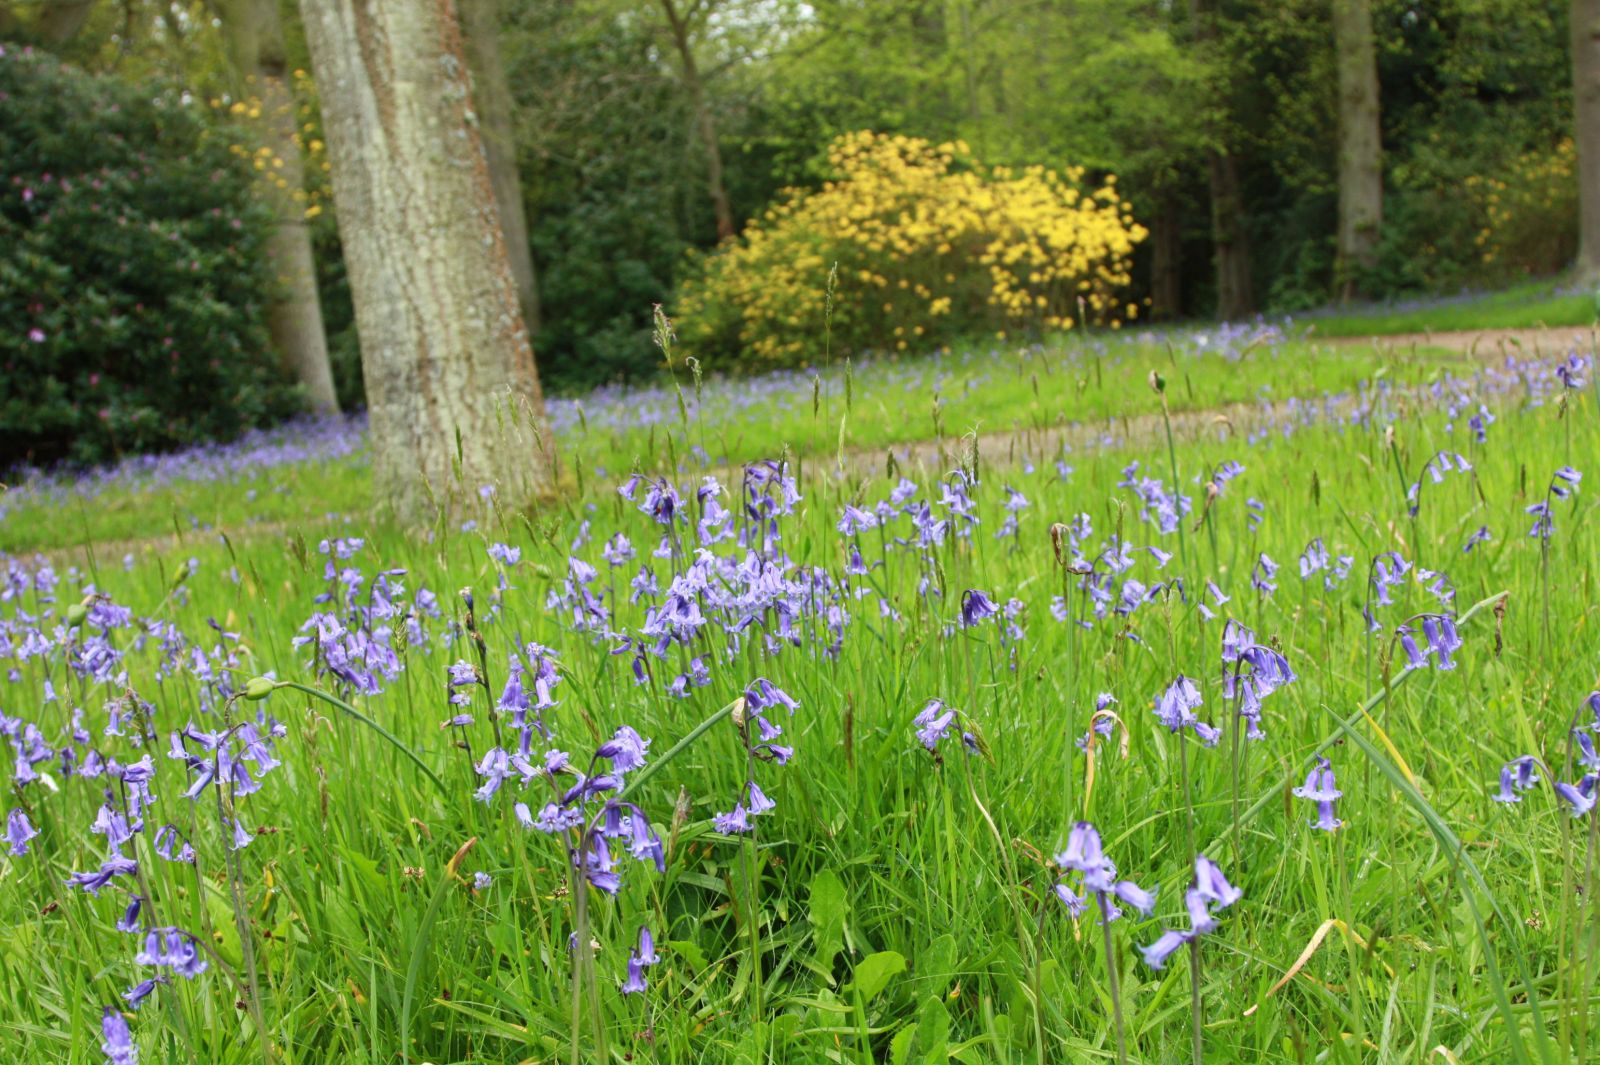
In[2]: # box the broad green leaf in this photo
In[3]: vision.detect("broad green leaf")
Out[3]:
[848,950,906,1005]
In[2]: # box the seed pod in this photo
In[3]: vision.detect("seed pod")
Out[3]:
[65,601,89,628]
[243,676,277,701]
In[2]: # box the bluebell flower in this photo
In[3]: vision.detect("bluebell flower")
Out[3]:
[123,977,164,1010]
[914,698,957,752]
[1492,756,1541,804]
[101,1006,138,1065]
[66,852,139,896]
[6,808,37,856]
[472,872,493,891]
[1154,676,1219,747]
[1462,526,1492,553]
[1140,928,1195,969]
[1142,855,1242,969]
[1292,757,1342,831]
[1556,775,1598,818]
[960,589,999,627]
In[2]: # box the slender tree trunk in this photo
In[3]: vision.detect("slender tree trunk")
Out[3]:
[1333,0,1383,300]
[1150,193,1183,320]
[300,0,548,521]
[1207,151,1254,318]
[659,0,735,241]
[1574,0,1600,282]
[220,0,340,413]
[459,0,541,332]
[36,0,95,45]
[1190,0,1254,319]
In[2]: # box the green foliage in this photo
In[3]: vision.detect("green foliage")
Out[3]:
[0,46,300,468]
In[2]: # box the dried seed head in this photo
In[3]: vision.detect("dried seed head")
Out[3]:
[1049,522,1069,566]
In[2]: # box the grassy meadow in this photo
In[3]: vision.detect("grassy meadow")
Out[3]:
[5,317,1600,1064]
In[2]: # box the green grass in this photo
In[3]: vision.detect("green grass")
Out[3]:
[4,328,1599,1063]
[1,330,1464,553]
[1301,277,1599,337]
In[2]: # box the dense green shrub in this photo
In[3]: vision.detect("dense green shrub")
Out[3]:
[0,45,300,469]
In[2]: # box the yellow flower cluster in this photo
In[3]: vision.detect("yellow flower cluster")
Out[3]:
[211,71,334,222]
[1466,138,1577,274]
[675,131,1146,366]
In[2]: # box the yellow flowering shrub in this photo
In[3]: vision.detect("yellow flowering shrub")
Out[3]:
[1467,138,1577,276]
[674,131,1146,367]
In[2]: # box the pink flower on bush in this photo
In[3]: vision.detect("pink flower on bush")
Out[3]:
[27,328,45,343]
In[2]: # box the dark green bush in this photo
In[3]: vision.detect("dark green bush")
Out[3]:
[0,44,301,469]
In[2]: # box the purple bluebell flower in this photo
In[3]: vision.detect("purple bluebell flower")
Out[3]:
[1250,553,1278,596]
[713,804,750,834]
[1492,755,1540,804]
[6,808,38,856]
[621,953,648,994]
[1142,854,1242,969]
[101,1007,138,1065]
[913,698,957,752]
[960,589,999,628]
[1556,775,1598,818]
[67,852,139,895]
[595,726,650,774]
[472,872,493,890]
[117,896,143,934]
[487,543,521,566]
[1292,757,1342,831]
[1056,822,1117,894]
[1154,676,1219,747]
[1140,928,1195,969]
[123,977,164,1010]
[1462,526,1492,553]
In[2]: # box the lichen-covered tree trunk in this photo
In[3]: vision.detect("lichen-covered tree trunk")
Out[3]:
[299,0,549,521]
[1574,0,1600,282]
[221,0,340,413]
[1333,0,1383,300]
[459,0,541,332]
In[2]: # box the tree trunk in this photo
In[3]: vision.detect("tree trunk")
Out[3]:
[1207,151,1254,319]
[220,0,341,413]
[1333,0,1382,300]
[1190,0,1254,319]
[459,0,541,332]
[1574,0,1600,282]
[659,0,735,241]
[36,0,95,45]
[299,0,548,521]
[1149,194,1183,320]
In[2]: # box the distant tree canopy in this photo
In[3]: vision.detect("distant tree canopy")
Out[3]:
[1,0,1582,402]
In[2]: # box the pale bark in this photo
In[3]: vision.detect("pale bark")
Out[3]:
[1574,0,1600,282]
[459,0,541,331]
[659,0,735,241]
[1333,0,1382,300]
[299,0,548,521]
[220,0,340,413]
